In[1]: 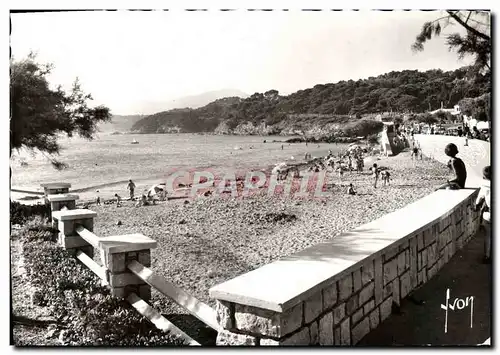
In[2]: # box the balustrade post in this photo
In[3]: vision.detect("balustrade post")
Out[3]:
[47,194,79,228]
[98,234,157,301]
[52,209,96,258]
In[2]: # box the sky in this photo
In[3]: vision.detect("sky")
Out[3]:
[10,10,473,115]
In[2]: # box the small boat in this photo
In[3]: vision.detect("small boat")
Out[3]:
[131,139,139,144]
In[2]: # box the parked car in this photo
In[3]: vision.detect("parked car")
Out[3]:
[436,127,446,135]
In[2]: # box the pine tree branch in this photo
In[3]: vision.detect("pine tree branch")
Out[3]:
[446,11,490,40]
[465,11,472,24]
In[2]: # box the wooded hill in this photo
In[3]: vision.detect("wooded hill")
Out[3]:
[131,66,490,135]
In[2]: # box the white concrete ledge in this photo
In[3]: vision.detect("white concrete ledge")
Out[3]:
[209,189,478,312]
[48,194,79,202]
[99,234,158,254]
[52,209,97,221]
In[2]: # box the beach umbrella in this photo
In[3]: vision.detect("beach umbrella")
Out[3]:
[348,144,362,152]
[148,183,166,196]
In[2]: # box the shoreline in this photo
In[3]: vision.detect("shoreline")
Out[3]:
[12,154,381,205]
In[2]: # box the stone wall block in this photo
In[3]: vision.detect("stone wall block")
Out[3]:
[318,312,334,345]
[338,274,353,301]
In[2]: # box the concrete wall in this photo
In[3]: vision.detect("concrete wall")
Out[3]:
[210,189,481,346]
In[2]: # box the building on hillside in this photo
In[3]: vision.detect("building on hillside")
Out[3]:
[429,103,461,116]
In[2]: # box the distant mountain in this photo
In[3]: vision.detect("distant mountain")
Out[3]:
[98,89,248,133]
[131,67,490,136]
[98,115,146,134]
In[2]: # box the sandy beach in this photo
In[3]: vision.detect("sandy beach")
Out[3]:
[86,150,450,316]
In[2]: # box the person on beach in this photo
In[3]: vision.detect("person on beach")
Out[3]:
[281,144,284,150]
[464,125,471,138]
[372,163,380,188]
[347,183,356,195]
[380,170,391,186]
[337,165,344,178]
[114,193,122,207]
[436,143,467,190]
[473,126,480,139]
[411,146,419,160]
[475,166,491,263]
[127,179,136,199]
[95,190,101,206]
[356,157,363,173]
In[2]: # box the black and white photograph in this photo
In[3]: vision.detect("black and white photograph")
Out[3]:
[9,5,492,347]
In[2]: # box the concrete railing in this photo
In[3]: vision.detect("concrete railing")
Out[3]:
[41,180,482,346]
[51,208,157,300]
[209,188,481,346]
[48,193,79,228]
[48,200,214,345]
[41,182,71,201]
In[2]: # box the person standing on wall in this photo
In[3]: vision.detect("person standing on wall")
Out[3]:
[127,179,136,200]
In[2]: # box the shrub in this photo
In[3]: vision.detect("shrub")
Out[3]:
[21,219,185,346]
[10,200,51,225]
[367,134,380,144]
[416,113,438,125]
[342,119,384,138]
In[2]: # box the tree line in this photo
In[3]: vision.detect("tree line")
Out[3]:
[131,66,490,134]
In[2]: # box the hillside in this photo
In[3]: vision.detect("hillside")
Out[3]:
[99,89,249,134]
[131,67,491,136]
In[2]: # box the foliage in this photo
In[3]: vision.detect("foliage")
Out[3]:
[433,110,454,124]
[393,117,404,125]
[132,66,490,135]
[367,134,380,144]
[20,219,185,346]
[458,93,490,121]
[412,11,491,74]
[10,200,51,225]
[10,54,112,169]
[416,113,439,125]
[342,119,384,138]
